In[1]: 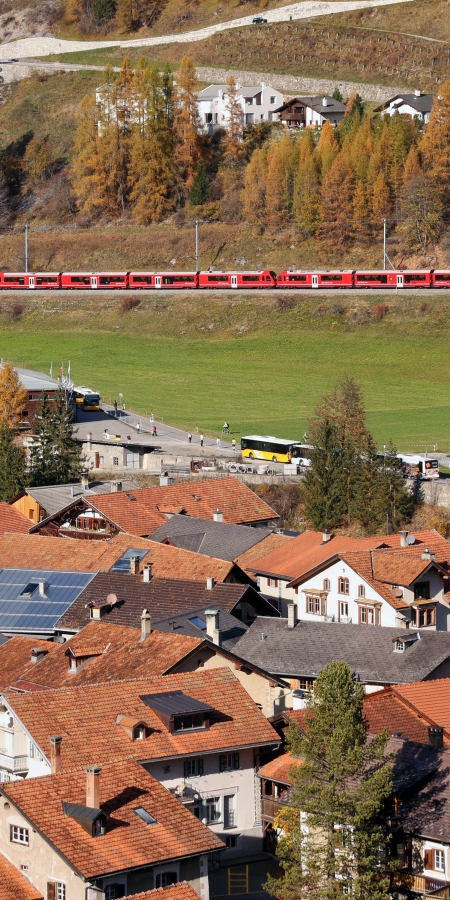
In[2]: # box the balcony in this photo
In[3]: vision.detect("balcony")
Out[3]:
[0,752,29,773]
[262,797,289,821]
[393,871,450,898]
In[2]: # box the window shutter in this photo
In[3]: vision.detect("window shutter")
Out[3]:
[321,595,327,616]
[198,758,204,776]
[47,884,56,900]
[234,753,240,770]
[184,760,189,778]
[219,755,224,773]
[424,849,433,869]
[9,825,13,842]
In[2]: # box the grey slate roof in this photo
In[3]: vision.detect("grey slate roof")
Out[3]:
[21,480,137,519]
[198,84,263,100]
[375,93,435,114]
[232,617,450,684]
[399,750,450,840]
[149,514,274,561]
[152,605,248,650]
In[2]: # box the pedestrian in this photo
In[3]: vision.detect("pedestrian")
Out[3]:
[188,432,192,443]
[137,422,140,434]
[196,424,199,434]
[153,425,157,436]
[200,433,204,447]
[216,437,220,449]
[232,438,236,451]
[123,402,126,411]
[150,412,154,424]
[113,399,117,415]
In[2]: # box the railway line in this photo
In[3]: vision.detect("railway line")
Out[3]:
[1,288,450,297]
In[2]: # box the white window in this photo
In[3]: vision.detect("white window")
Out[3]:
[435,849,445,872]
[224,794,236,828]
[323,578,330,591]
[156,873,178,888]
[10,825,29,844]
[340,601,349,618]
[205,797,221,823]
[57,885,66,900]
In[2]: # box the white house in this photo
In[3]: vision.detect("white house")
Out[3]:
[197,83,284,134]
[375,90,435,124]
[274,95,346,128]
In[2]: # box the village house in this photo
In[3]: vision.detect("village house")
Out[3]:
[374,90,435,124]
[9,478,137,526]
[197,83,284,134]
[274,95,346,128]
[0,668,280,858]
[0,757,223,899]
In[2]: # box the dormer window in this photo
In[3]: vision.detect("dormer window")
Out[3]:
[135,725,146,740]
[394,640,405,652]
[115,715,149,741]
[174,713,205,732]
[69,657,77,671]
[140,690,214,734]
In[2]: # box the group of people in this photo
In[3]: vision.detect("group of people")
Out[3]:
[187,425,236,451]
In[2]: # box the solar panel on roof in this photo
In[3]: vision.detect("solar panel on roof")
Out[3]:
[140,690,215,716]
[0,569,95,633]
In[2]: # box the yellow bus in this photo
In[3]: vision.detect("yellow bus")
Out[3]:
[72,386,101,411]
[241,435,301,463]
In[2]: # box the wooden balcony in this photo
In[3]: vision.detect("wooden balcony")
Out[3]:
[393,871,450,898]
[262,797,289,821]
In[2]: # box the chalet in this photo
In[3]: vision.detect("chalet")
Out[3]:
[375,90,435,124]
[197,83,284,134]
[274,95,346,128]
[9,478,137,526]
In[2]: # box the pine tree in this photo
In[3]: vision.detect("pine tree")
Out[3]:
[0,422,27,501]
[173,56,201,198]
[0,361,28,430]
[190,160,210,205]
[223,75,244,167]
[29,389,84,487]
[266,661,394,900]
[318,154,354,248]
[302,418,348,530]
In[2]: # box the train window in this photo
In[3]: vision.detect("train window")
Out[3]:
[207,275,229,282]
[163,276,195,284]
[404,273,427,283]
[357,274,387,284]
[288,275,307,282]
[71,276,90,285]
[321,274,343,282]
[266,276,272,281]
[36,276,58,285]
[434,273,450,282]
[132,276,153,284]
[99,276,125,284]
[4,277,25,284]
[242,275,260,282]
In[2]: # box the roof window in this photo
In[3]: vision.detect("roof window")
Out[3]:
[126,493,136,500]
[133,807,157,825]
[140,690,214,733]
[189,616,207,631]
[20,582,40,597]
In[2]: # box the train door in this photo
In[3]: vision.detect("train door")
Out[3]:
[28,276,35,289]
[155,276,162,289]
[396,273,403,288]
[231,275,238,289]
[91,276,98,289]
[312,275,319,288]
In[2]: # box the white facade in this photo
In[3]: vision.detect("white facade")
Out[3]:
[197,82,284,134]
[379,91,434,124]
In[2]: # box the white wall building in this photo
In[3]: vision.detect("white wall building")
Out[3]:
[197,83,284,134]
[375,90,435,124]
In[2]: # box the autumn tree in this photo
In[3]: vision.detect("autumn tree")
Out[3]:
[421,78,450,197]
[352,180,371,243]
[0,362,28,430]
[316,119,339,175]
[265,144,284,227]
[223,76,244,167]
[242,149,266,222]
[23,139,52,185]
[318,155,354,248]
[371,171,391,228]
[71,94,104,214]
[128,61,174,223]
[173,56,201,198]
[399,173,443,252]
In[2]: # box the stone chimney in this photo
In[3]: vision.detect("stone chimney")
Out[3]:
[421,549,436,562]
[322,96,328,107]
[31,647,48,664]
[399,531,409,548]
[140,609,152,641]
[287,602,297,629]
[81,473,89,489]
[428,726,444,749]
[322,529,331,543]
[70,485,75,498]
[130,555,140,575]
[205,608,221,645]
[85,765,101,809]
[111,481,122,493]
[206,576,215,590]
[87,432,92,451]
[142,565,152,583]
[415,89,421,97]
[50,735,63,775]
[213,508,224,523]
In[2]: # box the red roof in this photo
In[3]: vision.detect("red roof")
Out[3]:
[0,637,59,692]
[258,751,303,784]
[3,759,223,879]
[394,679,450,733]
[0,503,32,536]
[123,884,202,900]
[0,852,43,900]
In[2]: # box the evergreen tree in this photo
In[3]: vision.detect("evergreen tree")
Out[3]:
[190,160,210,205]
[332,86,343,102]
[29,390,84,487]
[302,418,348,530]
[0,422,27,501]
[0,361,28,430]
[266,661,394,900]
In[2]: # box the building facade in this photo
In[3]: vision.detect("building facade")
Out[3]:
[197,83,284,134]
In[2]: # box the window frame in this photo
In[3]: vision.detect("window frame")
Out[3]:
[220,752,239,772]
[340,600,349,618]
[358,605,381,626]
[435,849,445,872]
[205,797,221,824]
[323,578,330,591]
[184,757,204,778]
[358,584,365,598]
[414,581,430,600]
[10,825,29,845]
[338,577,349,595]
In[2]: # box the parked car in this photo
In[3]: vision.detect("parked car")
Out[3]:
[252,15,267,23]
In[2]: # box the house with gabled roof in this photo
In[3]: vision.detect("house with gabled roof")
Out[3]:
[0,668,280,858]
[8,478,137,526]
[0,850,44,900]
[0,758,223,900]
[375,90,435,124]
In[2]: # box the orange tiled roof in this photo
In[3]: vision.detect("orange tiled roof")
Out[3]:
[258,751,303,784]
[0,504,32,536]
[394,679,450,733]
[17,622,203,689]
[3,759,223,879]
[249,530,388,579]
[0,637,59,692]
[0,852,43,900]
[363,689,450,746]
[87,478,278,535]
[123,885,200,900]
[371,551,438,586]
[236,533,293,580]
[5,668,279,770]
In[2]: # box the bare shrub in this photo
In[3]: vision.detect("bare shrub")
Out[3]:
[373,302,388,321]
[277,295,295,311]
[9,301,24,321]
[420,300,428,314]
[121,296,140,313]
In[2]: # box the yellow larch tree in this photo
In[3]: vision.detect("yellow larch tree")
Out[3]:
[0,362,28,430]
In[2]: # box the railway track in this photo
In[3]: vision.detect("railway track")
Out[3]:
[0,288,448,297]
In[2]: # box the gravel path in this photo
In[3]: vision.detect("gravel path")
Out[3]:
[0,0,415,60]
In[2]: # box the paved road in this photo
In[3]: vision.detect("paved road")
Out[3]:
[0,0,415,61]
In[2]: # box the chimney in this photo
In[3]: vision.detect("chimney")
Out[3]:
[85,765,101,809]
[50,735,62,775]
[206,576,215,590]
[130,555,140,575]
[70,485,75,498]
[205,608,220,645]
[322,96,328,107]
[421,549,436,562]
[428,726,444,749]
[415,89,421,97]
[142,565,152,583]
[213,508,224,523]
[38,580,47,597]
[81,473,89,489]
[31,647,48,664]
[111,481,122,493]
[140,609,152,641]
[159,474,173,486]
[322,529,331,543]
[287,602,297,629]
[399,531,409,548]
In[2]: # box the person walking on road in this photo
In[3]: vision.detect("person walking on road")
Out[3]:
[200,433,204,447]
[113,399,117,415]
[188,432,192,443]
[216,437,220,449]
[232,439,236,451]
[137,422,140,434]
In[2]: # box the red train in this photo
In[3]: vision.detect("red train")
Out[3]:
[0,269,449,289]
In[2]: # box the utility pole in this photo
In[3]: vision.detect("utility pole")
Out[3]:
[195,220,199,272]
[383,218,386,271]
[25,224,28,273]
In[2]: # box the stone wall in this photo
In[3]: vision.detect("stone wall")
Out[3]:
[196,65,401,100]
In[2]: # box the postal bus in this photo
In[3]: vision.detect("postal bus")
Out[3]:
[72,386,101,411]
[240,435,304,463]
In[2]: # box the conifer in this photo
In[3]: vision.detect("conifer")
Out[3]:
[0,423,27,501]
[403,146,421,184]
[223,76,244,167]
[421,78,450,192]
[242,149,266,223]
[190,160,210,206]
[352,179,371,242]
[318,154,354,247]
[316,119,339,175]
[371,171,391,227]
[265,145,284,227]
[173,57,201,197]
[29,389,84,487]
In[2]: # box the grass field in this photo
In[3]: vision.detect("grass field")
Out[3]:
[1,289,449,451]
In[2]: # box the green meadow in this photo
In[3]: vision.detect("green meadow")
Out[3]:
[1,298,449,450]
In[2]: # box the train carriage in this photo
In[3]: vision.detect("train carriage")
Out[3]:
[354,270,433,288]
[0,272,60,289]
[129,272,198,289]
[433,270,450,288]
[278,270,354,288]
[198,270,276,289]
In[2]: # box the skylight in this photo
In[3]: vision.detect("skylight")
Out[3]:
[133,807,157,825]
[20,582,40,597]
[126,493,136,501]
[189,616,207,631]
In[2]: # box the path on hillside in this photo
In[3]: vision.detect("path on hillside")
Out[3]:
[0,0,415,61]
